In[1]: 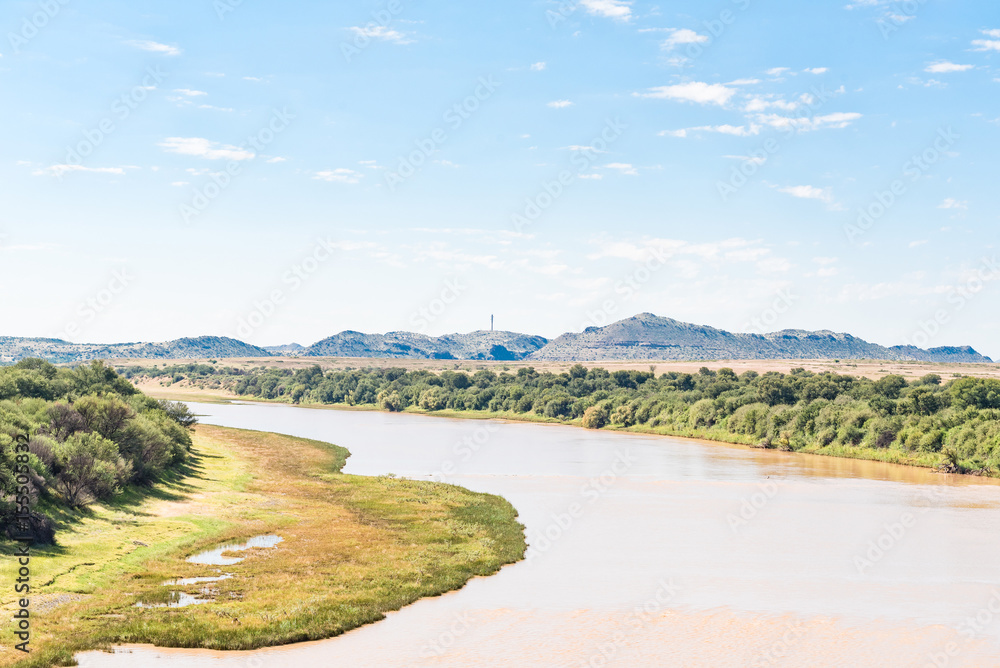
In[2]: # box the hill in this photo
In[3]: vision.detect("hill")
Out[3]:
[0,315,991,364]
[529,314,993,363]
[303,330,549,360]
[0,336,272,364]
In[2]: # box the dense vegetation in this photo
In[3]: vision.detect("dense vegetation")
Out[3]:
[0,359,195,542]
[128,363,1000,475]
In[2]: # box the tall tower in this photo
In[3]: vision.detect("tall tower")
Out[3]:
[491,315,494,331]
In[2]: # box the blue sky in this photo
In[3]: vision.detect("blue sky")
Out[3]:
[1,0,998,357]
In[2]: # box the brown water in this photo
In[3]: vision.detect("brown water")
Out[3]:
[76,402,1000,667]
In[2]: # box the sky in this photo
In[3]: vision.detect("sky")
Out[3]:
[0,0,998,357]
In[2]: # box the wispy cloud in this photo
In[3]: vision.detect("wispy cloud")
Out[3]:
[314,168,363,184]
[126,40,181,56]
[33,165,134,177]
[925,61,973,73]
[547,100,574,108]
[803,67,828,74]
[530,61,546,71]
[778,184,834,204]
[755,111,862,132]
[972,29,1000,51]
[604,162,639,175]
[579,0,632,21]
[348,25,414,44]
[659,28,709,50]
[938,198,968,210]
[173,89,207,97]
[158,137,255,161]
[660,124,760,138]
[637,81,736,106]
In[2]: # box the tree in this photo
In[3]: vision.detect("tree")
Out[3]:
[35,433,127,507]
[582,405,609,429]
[951,377,1000,410]
[75,395,135,440]
[377,391,404,412]
[156,400,198,428]
[874,374,907,399]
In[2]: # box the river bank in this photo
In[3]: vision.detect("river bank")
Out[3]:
[0,425,524,667]
[135,380,990,478]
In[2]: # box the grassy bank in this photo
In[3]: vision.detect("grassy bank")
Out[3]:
[0,425,525,667]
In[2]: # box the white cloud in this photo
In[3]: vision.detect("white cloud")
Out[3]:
[938,198,968,210]
[909,240,928,248]
[530,61,546,71]
[756,111,862,132]
[198,104,234,112]
[579,0,632,20]
[243,76,265,82]
[171,181,189,187]
[660,28,709,50]
[727,78,762,85]
[925,61,973,73]
[562,144,606,152]
[158,137,255,161]
[766,67,790,77]
[314,169,363,184]
[547,100,574,108]
[637,81,736,106]
[724,154,767,166]
[33,165,133,177]
[744,95,801,112]
[604,162,638,175]
[973,29,1000,51]
[660,124,760,138]
[126,40,181,56]
[778,185,834,204]
[803,67,828,74]
[578,174,604,180]
[348,25,414,44]
[173,88,207,97]
[266,157,287,164]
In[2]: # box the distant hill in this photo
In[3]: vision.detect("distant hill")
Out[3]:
[303,330,549,361]
[0,315,992,364]
[263,343,307,356]
[0,336,272,365]
[530,313,994,363]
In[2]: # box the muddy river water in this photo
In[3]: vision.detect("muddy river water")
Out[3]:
[76,401,1000,667]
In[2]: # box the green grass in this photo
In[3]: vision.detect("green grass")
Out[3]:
[0,425,525,667]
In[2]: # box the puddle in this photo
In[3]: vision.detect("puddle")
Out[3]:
[162,574,233,586]
[134,592,210,609]
[186,535,283,566]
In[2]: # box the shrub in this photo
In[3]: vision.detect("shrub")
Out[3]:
[582,405,609,429]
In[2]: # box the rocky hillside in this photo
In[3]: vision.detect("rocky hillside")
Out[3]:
[530,314,993,363]
[0,336,272,364]
[303,330,549,360]
[1,315,992,364]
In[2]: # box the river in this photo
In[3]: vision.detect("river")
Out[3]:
[77,401,1000,667]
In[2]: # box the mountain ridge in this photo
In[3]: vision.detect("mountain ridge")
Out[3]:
[0,314,992,364]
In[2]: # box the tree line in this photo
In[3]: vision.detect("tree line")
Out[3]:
[128,362,1000,475]
[1,359,196,543]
